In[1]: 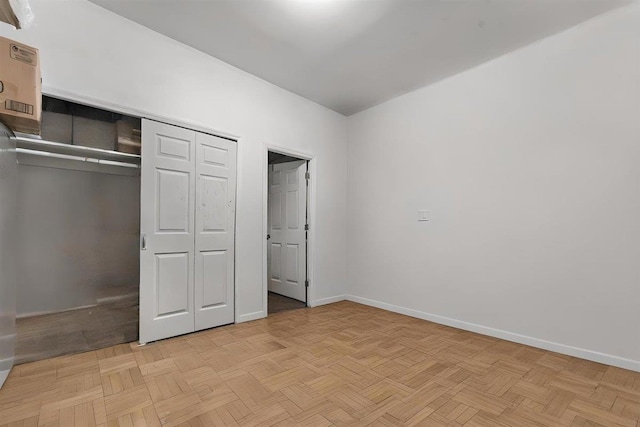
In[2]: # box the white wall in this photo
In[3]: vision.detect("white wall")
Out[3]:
[347,3,640,370]
[1,0,348,321]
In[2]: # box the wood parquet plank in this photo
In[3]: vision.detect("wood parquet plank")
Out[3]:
[1,301,639,426]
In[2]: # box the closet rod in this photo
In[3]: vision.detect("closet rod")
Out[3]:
[15,136,141,164]
[16,148,141,169]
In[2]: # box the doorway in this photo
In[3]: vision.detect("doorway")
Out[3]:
[266,150,309,315]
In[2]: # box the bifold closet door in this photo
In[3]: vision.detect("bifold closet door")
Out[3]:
[194,133,236,330]
[140,119,236,344]
[140,120,196,343]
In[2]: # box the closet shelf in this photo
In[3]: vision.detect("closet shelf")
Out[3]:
[15,136,141,166]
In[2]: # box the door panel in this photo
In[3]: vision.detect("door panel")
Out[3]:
[194,132,236,331]
[270,243,282,281]
[270,190,282,229]
[201,251,227,306]
[156,252,190,316]
[140,119,196,343]
[201,176,228,231]
[286,244,299,284]
[157,169,190,232]
[202,145,228,166]
[286,190,299,229]
[268,160,307,303]
[157,135,191,160]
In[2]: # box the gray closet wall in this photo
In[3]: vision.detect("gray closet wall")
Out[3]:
[16,165,140,315]
[0,123,17,387]
[16,96,141,316]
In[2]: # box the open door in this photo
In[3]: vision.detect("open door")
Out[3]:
[0,124,16,388]
[140,119,196,343]
[268,160,307,303]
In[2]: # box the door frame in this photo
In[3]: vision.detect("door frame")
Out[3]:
[263,144,316,314]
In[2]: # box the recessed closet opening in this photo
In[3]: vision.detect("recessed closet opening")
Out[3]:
[15,95,142,364]
[12,96,240,363]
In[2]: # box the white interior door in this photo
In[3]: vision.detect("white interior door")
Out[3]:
[140,119,196,343]
[194,133,236,331]
[268,160,307,303]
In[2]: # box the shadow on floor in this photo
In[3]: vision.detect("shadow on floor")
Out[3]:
[268,292,306,315]
[15,292,139,364]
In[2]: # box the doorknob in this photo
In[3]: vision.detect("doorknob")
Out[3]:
[141,233,147,250]
[266,234,271,240]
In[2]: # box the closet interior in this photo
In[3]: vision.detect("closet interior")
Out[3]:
[15,96,141,364]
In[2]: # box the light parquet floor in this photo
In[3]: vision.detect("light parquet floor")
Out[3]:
[1,301,639,426]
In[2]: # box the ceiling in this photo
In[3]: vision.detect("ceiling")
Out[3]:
[89,0,629,116]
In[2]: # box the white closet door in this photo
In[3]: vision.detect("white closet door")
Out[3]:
[194,133,236,330]
[268,160,307,302]
[140,119,196,343]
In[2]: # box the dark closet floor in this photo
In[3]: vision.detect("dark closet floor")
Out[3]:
[15,292,139,364]
[268,291,306,314]
[15,291,302,363]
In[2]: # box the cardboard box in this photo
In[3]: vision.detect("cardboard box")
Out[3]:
[0,36,41,135]
[116,119,141,154]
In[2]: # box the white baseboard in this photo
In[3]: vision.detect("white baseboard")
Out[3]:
[346,295,640,373]
[311,295,346,307]
[236,310,266,323]
[0,369,9,389]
